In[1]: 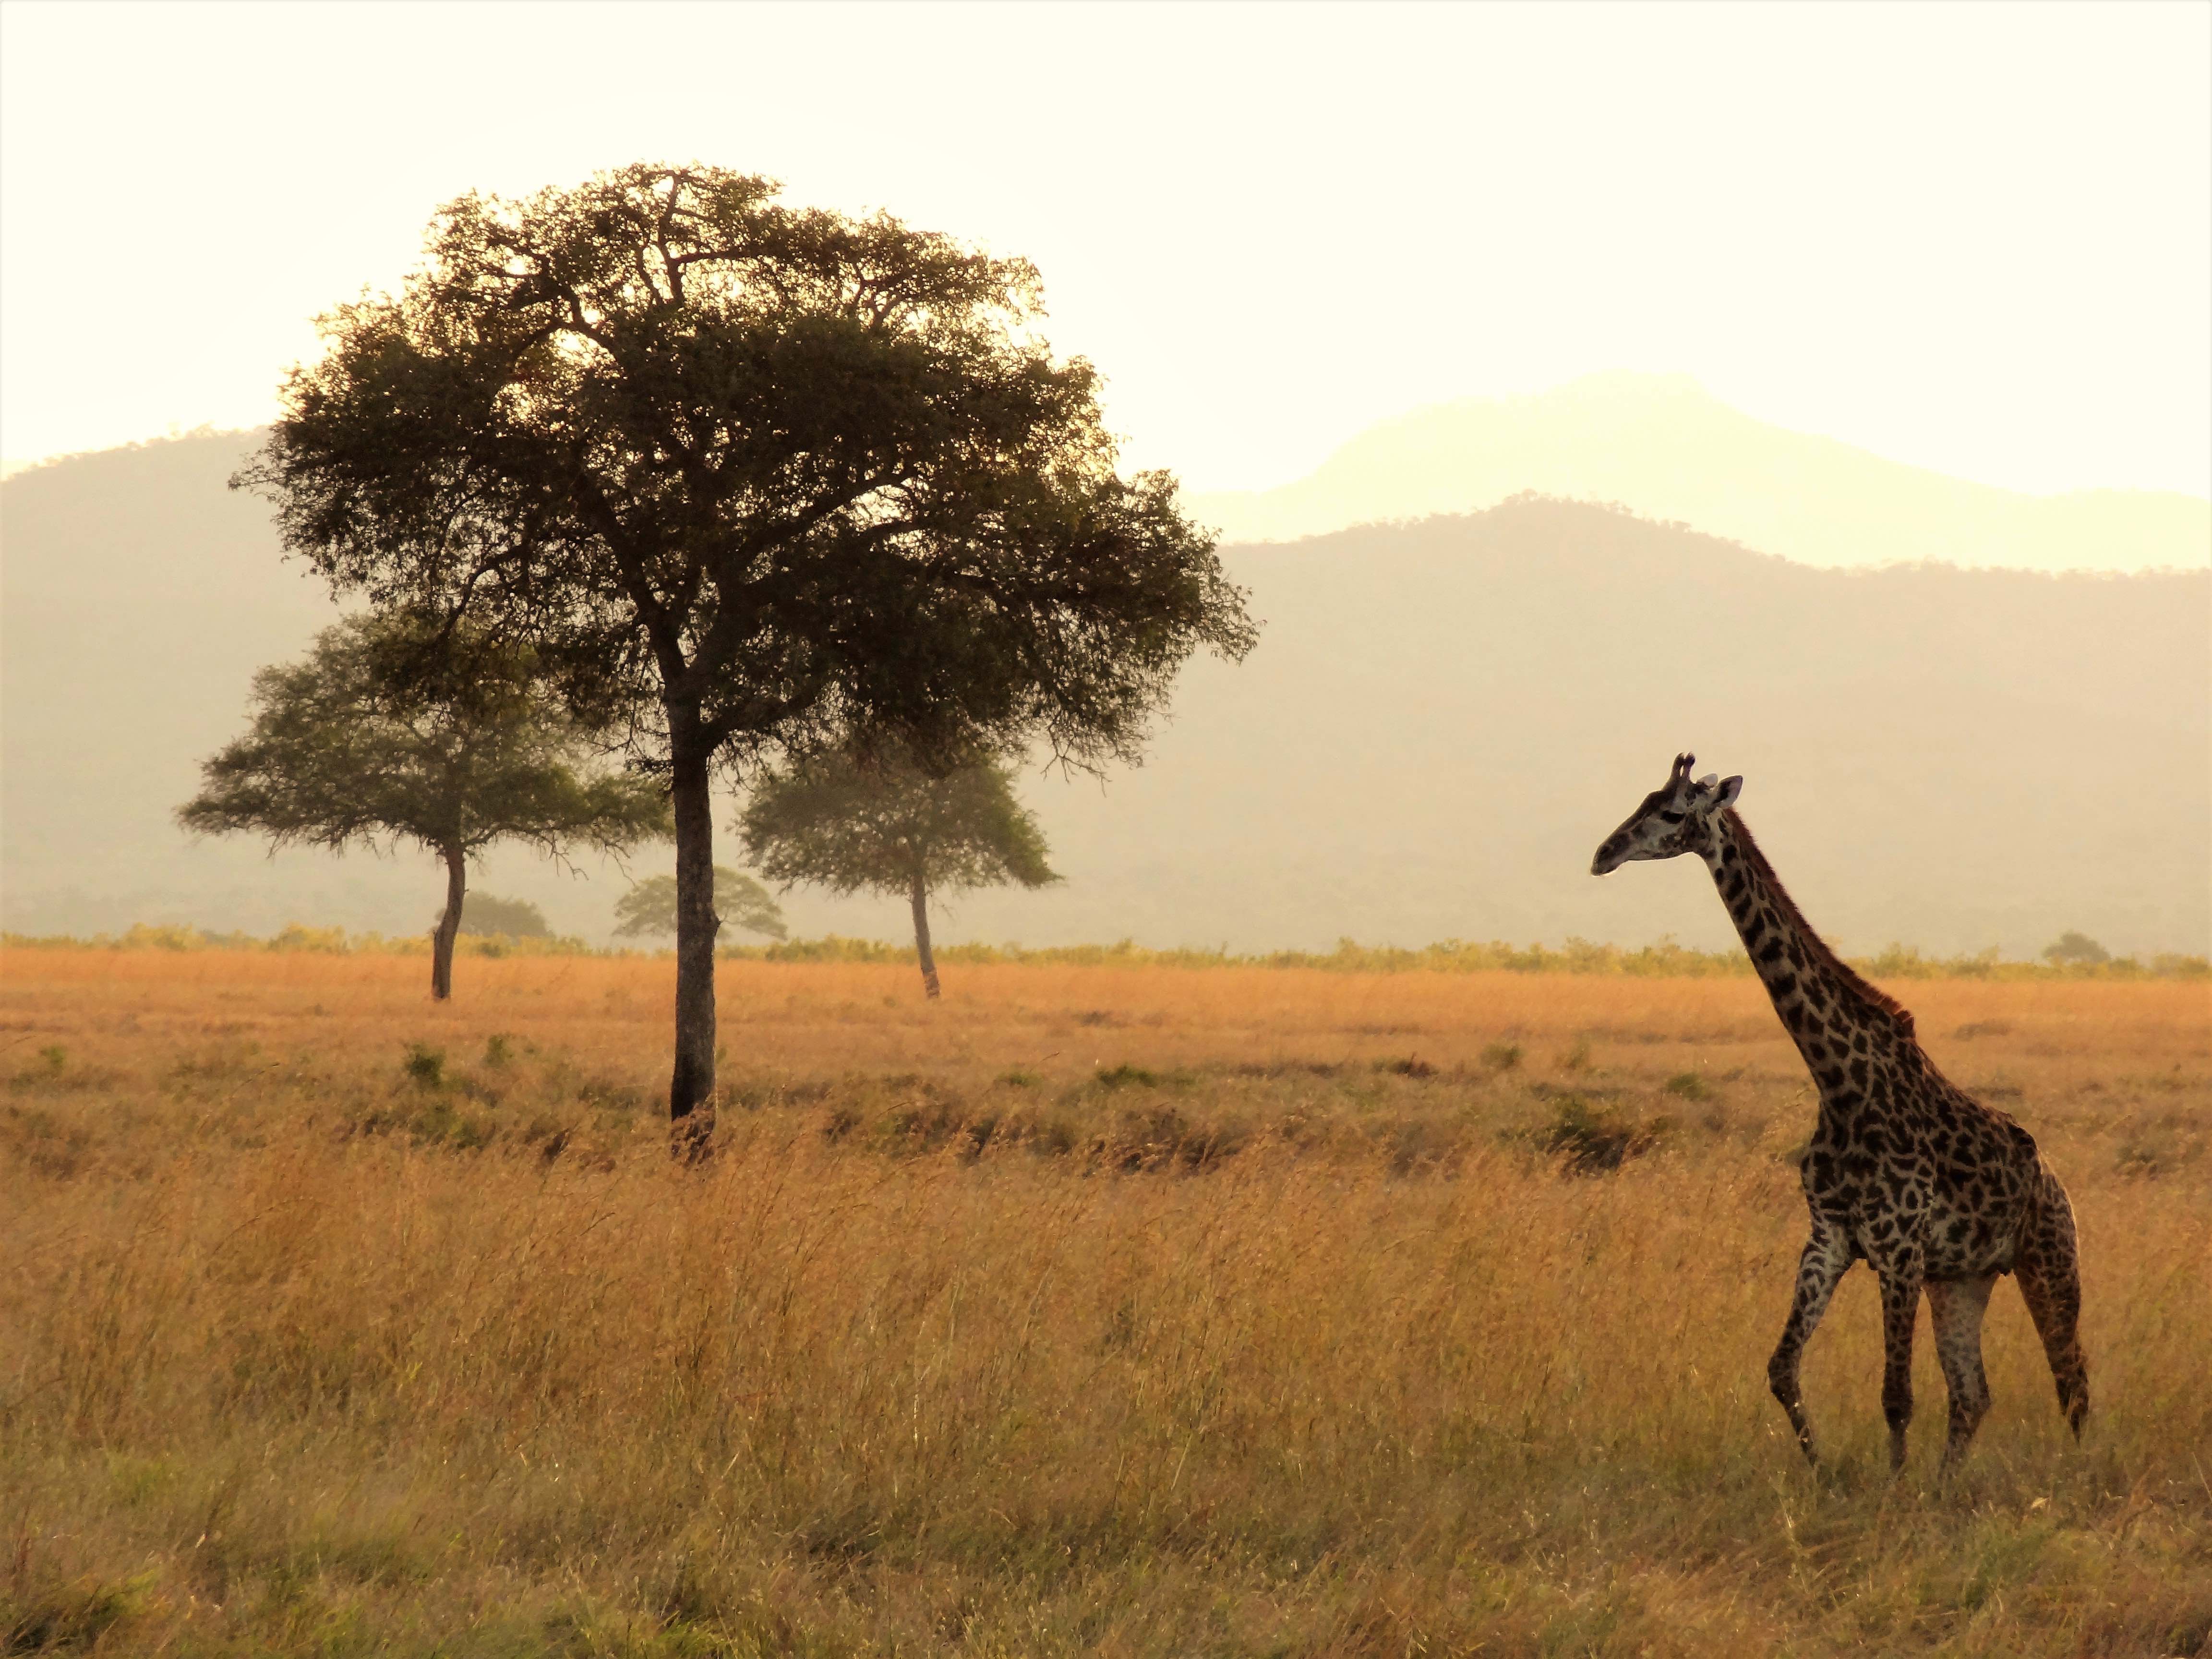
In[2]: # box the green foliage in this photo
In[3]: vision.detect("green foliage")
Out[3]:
[2043,930,2113,966]
[613,869,786,941]
[177,614,670,867]
[458,892,550,938]
[738,749,1058,902]
[240,161,1256,781]
[266,924,353,953]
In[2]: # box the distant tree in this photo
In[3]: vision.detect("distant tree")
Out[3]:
[739,748,1057,998]
[179,615,668,998]
[2042,930,2111,966]
[613,868,786,943]
[459,892,552,938]
[237,163,1254,1156]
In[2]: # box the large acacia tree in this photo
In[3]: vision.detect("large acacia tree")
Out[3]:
[240,164,1255,1156]
[179,615,668,998]
[740,748,1057,999]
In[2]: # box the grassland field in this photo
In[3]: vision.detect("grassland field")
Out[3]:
[2,948,2208,1657]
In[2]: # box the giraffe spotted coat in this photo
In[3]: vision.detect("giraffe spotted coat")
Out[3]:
[1592,754,2088,1472]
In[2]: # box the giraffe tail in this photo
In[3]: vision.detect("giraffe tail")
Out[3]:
[2015,1161,2089,1437]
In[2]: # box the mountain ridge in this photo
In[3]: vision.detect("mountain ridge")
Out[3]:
[3,433,2204,957]
[1187,373,2212,573]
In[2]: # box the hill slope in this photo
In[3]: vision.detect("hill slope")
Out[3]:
[1187,373,2212,574]
[3,433,2205,956]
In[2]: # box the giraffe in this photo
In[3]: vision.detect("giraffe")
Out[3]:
[1590,754,2089,1472]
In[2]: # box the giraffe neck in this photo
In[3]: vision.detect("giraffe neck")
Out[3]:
[1700,809,1917,1082]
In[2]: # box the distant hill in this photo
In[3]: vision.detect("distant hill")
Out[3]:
[3,432,2206,957]
[1187,373,2212,574]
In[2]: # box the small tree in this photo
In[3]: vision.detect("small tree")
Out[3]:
[614,868,786,943]
[460,893,552,938]
[2042,930,2112,966]
[179,615,668,998]
[740,749,1057,998]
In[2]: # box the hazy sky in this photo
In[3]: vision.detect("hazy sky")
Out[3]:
[2,1,2207,497]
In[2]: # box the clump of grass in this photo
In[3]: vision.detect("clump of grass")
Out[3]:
[1226,1059,1342,1081]
[355,1095,496,1151]
[874,1099,994,1161]
[574,1075,645,1114]
[483,1033,515,1068]
[1663,1071,1709,1100]
[1481,1041,1523,1071]
[1558,1036,1593,1072]
[1101,1104,1246,1171]
[996,1069,1042,1089]
[1527,1094,1673,1174]
[2113,1116,2204,1179]
[36,1044,67,1076]
[1094,1063,1158,1089]
[1375,1055,1437,1078]
[1,1570,157,1651]
[402,1043,445,1090]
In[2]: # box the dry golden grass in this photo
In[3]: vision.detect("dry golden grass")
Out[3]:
[3,949,2208,1657]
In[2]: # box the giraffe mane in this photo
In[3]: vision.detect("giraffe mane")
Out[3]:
[1721,810,1917,1036]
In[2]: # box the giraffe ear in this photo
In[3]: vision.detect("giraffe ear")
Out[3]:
[1713,776,1743,809]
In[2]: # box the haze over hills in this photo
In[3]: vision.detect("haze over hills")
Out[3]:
[1187,373,2212,574]
[2,430,2206,959]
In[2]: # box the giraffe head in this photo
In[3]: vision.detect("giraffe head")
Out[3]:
[1590,752,1743,875]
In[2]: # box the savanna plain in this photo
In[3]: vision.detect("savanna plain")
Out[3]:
[4,948,2208,1658]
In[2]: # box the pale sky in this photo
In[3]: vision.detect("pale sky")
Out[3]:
[1,0,2207,497]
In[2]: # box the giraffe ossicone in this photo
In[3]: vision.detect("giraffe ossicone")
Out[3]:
[1592,753,2089,1473]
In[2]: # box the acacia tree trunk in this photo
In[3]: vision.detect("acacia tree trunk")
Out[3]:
[668,718,721,1162]
[431,844,466,1001]
[910,871,940,1000]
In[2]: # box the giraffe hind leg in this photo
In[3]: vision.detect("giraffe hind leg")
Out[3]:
[1925,1274,1997,1471]
[1768,1222,1851,1466]
[2015,1173,2090,1436]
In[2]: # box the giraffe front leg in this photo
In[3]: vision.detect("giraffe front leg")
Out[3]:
[1877,1266,1924,1475]
[1768,1220,1852,1466]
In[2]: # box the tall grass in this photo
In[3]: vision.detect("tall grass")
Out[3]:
[8,924,2205,979]
[3,951,2207,1655]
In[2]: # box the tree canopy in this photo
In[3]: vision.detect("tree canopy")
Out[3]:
[459,893,553,938]
[739,747,1057,997]
[2041,931,2111,966]
[178,614,667,997]
[238,163,1255,1150]
[613,868,786,942]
